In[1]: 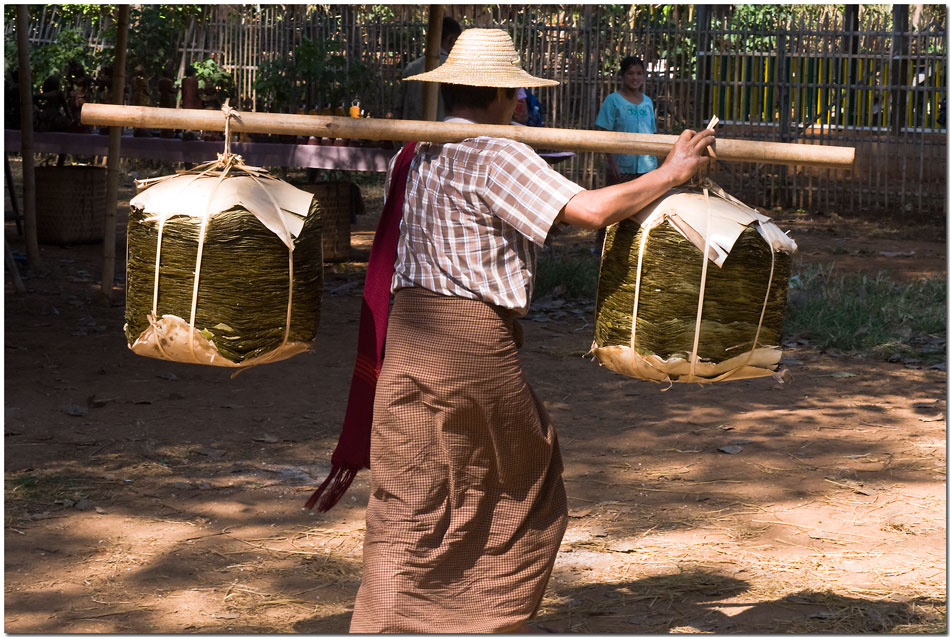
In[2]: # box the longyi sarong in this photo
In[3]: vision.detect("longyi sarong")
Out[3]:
[350,287,567,633]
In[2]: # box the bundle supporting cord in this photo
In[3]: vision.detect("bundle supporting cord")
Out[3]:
[161,103,291,363]
[683,185,714,382]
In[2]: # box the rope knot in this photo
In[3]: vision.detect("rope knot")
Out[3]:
[220,99,241,159]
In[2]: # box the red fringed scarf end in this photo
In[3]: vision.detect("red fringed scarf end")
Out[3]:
[304,463,360,512]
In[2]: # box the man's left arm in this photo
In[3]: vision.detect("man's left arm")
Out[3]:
[558,128,714,229]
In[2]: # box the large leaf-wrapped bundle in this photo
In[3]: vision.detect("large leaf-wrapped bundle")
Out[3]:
[592,181,797,383]
[125,163,323,367]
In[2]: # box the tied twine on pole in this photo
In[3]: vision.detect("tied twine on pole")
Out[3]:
[141,102,298,370]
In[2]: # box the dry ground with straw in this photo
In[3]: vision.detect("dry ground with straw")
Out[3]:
[4,165,946,633]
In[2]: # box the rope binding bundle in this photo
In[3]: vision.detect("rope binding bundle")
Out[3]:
[125,102,324,368]
[592,178,798,384]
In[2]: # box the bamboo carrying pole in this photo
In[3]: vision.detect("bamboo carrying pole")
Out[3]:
[81,104,856,169]
[101,4,129,304]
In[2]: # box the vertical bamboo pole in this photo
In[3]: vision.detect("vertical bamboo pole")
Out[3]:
[15,5,40,269]
[421,5,443,122]
[891,4,909,137]
[101,4,129,304]
[775,29,789,208]
[880,12,890,213]
[243,9,250,110]
[844,4,858,130]
[694,5,710,130]
[545,14,555,125]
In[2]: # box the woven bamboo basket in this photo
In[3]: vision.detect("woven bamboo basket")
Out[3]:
[592,183,797,384]
[35,165,106,244]
[124,167,323,368]
[296,181,363,261]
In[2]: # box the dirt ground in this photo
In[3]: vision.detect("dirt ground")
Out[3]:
[4,167,947,633]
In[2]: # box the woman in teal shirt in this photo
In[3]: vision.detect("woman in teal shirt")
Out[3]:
[593,56,657,251]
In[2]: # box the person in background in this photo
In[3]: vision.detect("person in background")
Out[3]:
[592,55,657,252]
[391,16,462,121]
[513,88,545,127]
[512,87,530,125]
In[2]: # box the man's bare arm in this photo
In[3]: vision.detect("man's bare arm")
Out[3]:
[557,129,715,230]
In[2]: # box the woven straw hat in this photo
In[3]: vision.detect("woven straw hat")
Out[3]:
[405,28,558,88]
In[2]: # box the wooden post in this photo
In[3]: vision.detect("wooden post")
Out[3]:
[15,5,40,269]
[421,5,444,122]
[101,4,129,304]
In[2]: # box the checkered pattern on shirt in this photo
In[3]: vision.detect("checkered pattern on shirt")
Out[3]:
[389,136,585,314]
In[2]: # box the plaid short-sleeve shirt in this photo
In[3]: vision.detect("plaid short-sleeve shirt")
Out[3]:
[389,119,585,314]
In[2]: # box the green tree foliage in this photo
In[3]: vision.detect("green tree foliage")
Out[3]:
[254,36,372,112]
[20,26,100,91]
[254,56,296,113]
[297,37,373,109]
[6,4,204,90]
[192,57,236,102]
[127,5,203,78]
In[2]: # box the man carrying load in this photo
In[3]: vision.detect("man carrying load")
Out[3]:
[313,28,714,633]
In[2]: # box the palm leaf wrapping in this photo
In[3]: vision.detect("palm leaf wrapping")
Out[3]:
[124,168,323,367]
[592,182,797,383]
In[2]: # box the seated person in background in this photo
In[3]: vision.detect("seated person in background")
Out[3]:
[391,16,462,121]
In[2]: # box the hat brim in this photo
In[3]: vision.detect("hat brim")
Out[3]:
[405,65,558,88]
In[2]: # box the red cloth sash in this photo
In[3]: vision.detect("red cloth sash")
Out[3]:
[305,142,418,512]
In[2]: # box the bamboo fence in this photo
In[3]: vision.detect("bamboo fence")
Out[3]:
[7,4,947,220]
